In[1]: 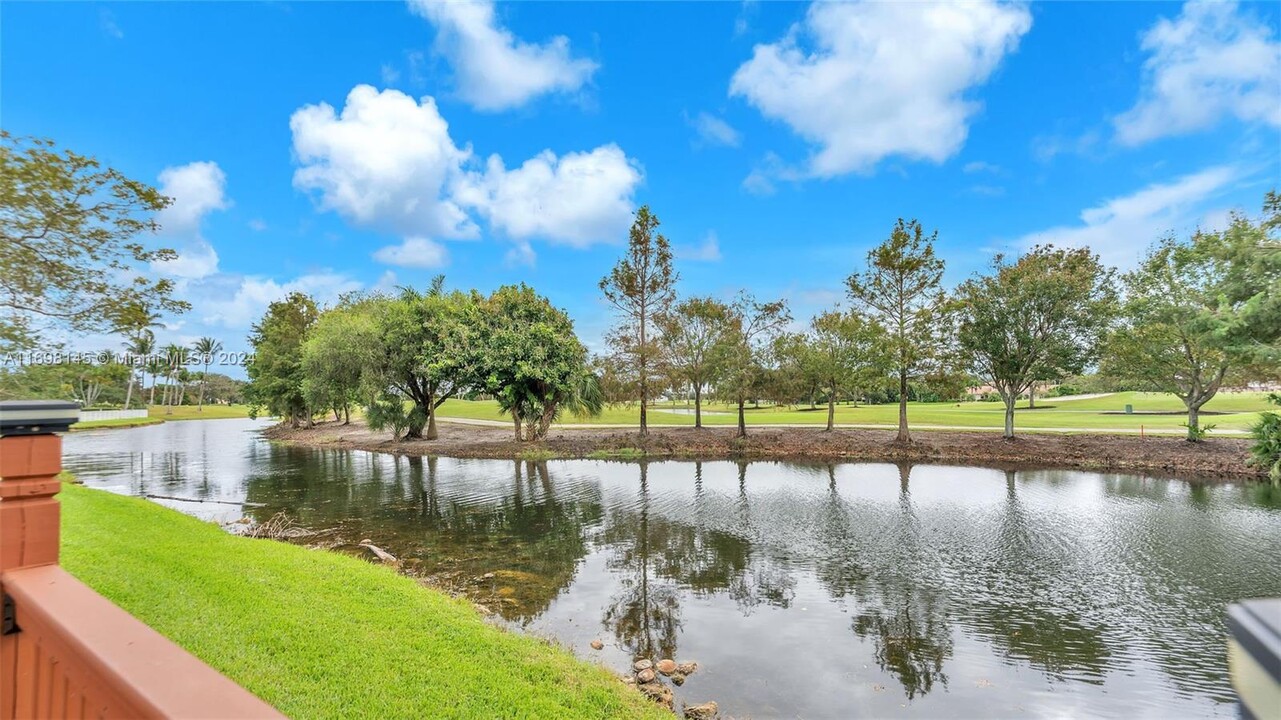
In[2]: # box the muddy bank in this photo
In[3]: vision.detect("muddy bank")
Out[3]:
[262,418,1265,481]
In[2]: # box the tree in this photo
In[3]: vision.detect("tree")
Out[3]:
[0,132,188,351]
[846,219,949,443]
[717,294,790,438]
[368,280,478,440]
[478,284,600,441]
[805,309,888,431]
[159,343,188,414]
[956,246,1116,439]
[658,297,732,429]
[600,206,678,436]
[301,299,381,425]
[191,337,223,412]
[1207,191,1281,365]
[1103,234,1234,441]
[123,331,155,410]
[112,302,163,410]
[245,292,318,427]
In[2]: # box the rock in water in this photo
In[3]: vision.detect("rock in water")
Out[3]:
[360,543,397,564]
[639,682,674,708]
[656,659,678,675]
[670,672,686,686]
[676,661,699,676]
[633,659,653,672]
[590,639,604,650]
[637,669,656,683]
[684,701,719,720]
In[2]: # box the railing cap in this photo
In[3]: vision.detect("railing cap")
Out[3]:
[0,400,81,436]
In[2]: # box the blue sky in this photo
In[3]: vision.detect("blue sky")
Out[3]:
[3,1,1279,370]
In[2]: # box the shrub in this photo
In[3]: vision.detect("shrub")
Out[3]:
[1249,394,1281,485]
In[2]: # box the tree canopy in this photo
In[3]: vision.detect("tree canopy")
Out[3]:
[956,246,1116,438]
[0,132,188,351]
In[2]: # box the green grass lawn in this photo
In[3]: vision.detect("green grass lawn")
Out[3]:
[436,391,1274,434]
[60,484,664,720]
[147,403,254,420]
[72,416,165,430]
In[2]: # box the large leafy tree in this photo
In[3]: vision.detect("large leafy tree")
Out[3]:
[1103,235,1233,441]
[369,279,478,440]
[245,292,318,427]
[846,219,949,443]
[1208,191,1280,366]
[300,298,380,425]
[600,206,678,436]
[956,246,1116,439]
[805,309,888,432]
[0,132,188,350]
[658,296,732,429]
[717,294,790,438]
[479,284,600,441]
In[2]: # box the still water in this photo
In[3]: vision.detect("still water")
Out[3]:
[64,419,1281,718]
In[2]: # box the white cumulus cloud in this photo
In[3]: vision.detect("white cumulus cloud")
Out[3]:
[200,272,363,329]
[291,85,642,260]
[1013,165,1238,269]
[730,1,1031,177]
[152,161,230,279]
[372,237,450,269]
[408,0,598,112]
[1114,1,1281,145]
[291,85,476,240]
[458,145,642,249]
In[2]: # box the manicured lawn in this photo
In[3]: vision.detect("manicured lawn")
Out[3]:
[436,391,1274,434]
[72,417,165,430]
[147,403,254,420]
[59,484,664,720]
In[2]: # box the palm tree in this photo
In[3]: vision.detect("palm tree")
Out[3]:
[160,344,187,415]
[191,337,223,412]
[124,332,155,410]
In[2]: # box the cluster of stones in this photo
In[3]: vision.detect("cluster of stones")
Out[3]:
[623,658,715,718]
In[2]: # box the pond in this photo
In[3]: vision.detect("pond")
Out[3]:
[64,419,1281,718]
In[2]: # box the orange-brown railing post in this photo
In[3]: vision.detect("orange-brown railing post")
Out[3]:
[1,401,78,719]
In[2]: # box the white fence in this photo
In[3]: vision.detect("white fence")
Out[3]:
[78,409,150,422]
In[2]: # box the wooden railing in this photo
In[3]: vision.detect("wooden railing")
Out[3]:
[1,402,282,719]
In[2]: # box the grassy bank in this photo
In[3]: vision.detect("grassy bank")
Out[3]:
[74,404,255,430]
[146,403,254,420]
[60,484,664,720]
[437,391,1273,434]
[72,416,165,430]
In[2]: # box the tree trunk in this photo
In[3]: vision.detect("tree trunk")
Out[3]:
[124,375,135,409]
[897,368,910,443]
[425,403,438,440]
[343,405,351,425]
[694,385,703,429]
[737,399,747,438]
[639,315,648,437]
[1027,384,1036,409]
[1186,403,1201,442]
[513,414,523,441]
[333,408,341,422]
[1003,395,1016,440]
[148,376,156,406]
[198,364,208,411]
[826,394,836,432]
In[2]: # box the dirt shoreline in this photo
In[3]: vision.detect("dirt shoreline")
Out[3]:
[263,417,1266,482]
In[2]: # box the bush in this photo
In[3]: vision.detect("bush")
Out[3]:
[1249,394,1281,484]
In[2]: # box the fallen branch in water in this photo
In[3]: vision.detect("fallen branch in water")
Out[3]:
[145,493,266,507]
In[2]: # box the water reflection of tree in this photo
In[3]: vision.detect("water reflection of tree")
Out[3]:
[814,462,954,700]
[962,471,1112,682]
[602,462,683,660]
[242,447,602,620]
